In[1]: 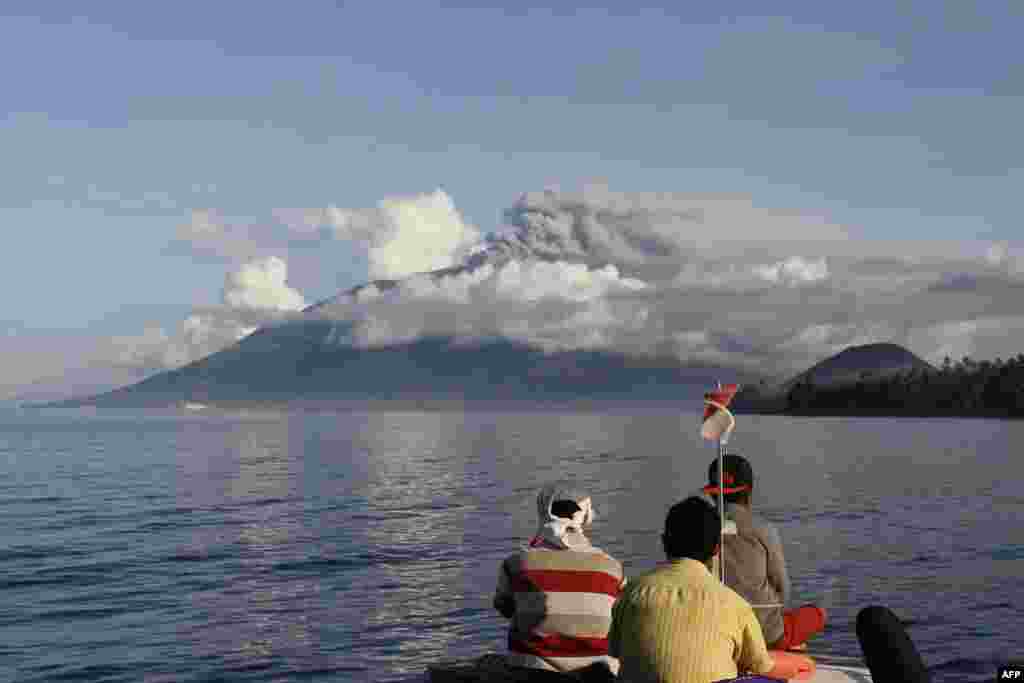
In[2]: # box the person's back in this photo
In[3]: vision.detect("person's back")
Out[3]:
[703,454,825,651]
[498,544,624,673]
[720,502,788,644]
[608,497,778,683]
[610,558,773,683]
[494,483,625,676]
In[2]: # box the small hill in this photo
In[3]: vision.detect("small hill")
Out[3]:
[784,343,934,389]
[732,343,935,414]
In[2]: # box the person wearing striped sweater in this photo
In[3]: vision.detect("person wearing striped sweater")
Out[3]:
[493,482,626,678]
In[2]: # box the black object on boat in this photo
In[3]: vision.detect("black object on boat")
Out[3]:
[856,605,930,683]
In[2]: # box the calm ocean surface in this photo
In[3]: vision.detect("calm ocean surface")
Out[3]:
[1,407,1021,682]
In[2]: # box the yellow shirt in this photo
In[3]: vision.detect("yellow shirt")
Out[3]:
[608,558,775,683]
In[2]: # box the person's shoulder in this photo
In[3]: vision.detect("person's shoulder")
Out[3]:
[622,562,683,592]
[717,579,750,603]
[589,546,625,565]
[756,515,786,546]
[619,562,720,609]
[617,563,658,585]
[614,567,659,603]
[574,547,626,576]
[716,581,761,619]
[750,512,782,537]
[500,548,529,572]
[749,509,778,530]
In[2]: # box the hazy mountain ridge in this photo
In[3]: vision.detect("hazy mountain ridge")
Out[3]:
[49,319,750,409]
[48,326,942,413]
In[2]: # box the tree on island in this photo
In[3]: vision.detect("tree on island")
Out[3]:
[783,353,1024,418]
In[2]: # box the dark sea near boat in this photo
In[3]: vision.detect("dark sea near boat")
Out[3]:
[1,406,1021,683]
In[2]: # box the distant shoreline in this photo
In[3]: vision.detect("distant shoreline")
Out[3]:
[26,396,709,416]
[737,405,1024,421]
[23,398,1024,421]
[30,342,1024,422]
[734,378,1024,422]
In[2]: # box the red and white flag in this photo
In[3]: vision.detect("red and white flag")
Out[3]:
[701,383,738,441]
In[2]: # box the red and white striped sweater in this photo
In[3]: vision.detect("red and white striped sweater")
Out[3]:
[494,541,626,674]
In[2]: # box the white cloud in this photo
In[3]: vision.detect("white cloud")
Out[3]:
[382,260,646,305]
[494,296,649,353]
[907,317,1024,365]
[341,314,422,349]
[986,242,1009,267]
[396,264,497,304]
[490,261,646,303]
[753,256,830,286]
[315,259,650,351]
[222,256,306,313]
[105,315,257,372]
[95,257,306,374]
[984,241,1024,277]
[670,256,830,291]
[284,185,853,287]
[304,189,482,280]
[663,253,831,290]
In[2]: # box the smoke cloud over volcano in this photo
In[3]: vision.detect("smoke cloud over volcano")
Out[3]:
[79,186,1024,391]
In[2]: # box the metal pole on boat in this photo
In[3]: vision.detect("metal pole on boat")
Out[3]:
[716,382,728,583]
[702,381,737,585]
[717,382,738,584]
[704,385,782,609]
[716,383,726,583]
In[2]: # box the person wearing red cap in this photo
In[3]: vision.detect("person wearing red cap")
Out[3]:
[703,454,827,651]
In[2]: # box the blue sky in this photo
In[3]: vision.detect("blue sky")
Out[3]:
[3,1,1023,397]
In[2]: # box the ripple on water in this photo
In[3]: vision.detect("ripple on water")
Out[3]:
[2,410,1021,683]
[0,495,73,507]
[987,545,1024,560]
[0,545,91,562]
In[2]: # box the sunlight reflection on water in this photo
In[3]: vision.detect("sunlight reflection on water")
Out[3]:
[1,410,1021,682]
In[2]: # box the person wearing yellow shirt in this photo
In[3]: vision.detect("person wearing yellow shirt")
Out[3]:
[608,496,803,683]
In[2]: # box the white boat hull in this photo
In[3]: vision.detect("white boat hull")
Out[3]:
[806,651,873,682]
[426,651,873,682]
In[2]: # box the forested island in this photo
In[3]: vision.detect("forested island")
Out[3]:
[736,352,1024,419]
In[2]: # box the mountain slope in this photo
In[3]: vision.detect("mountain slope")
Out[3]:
[50,319,746,408]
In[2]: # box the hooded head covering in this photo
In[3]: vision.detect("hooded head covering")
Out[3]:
[528,482,596,551]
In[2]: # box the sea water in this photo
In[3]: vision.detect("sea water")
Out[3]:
[1,407,1021,682]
